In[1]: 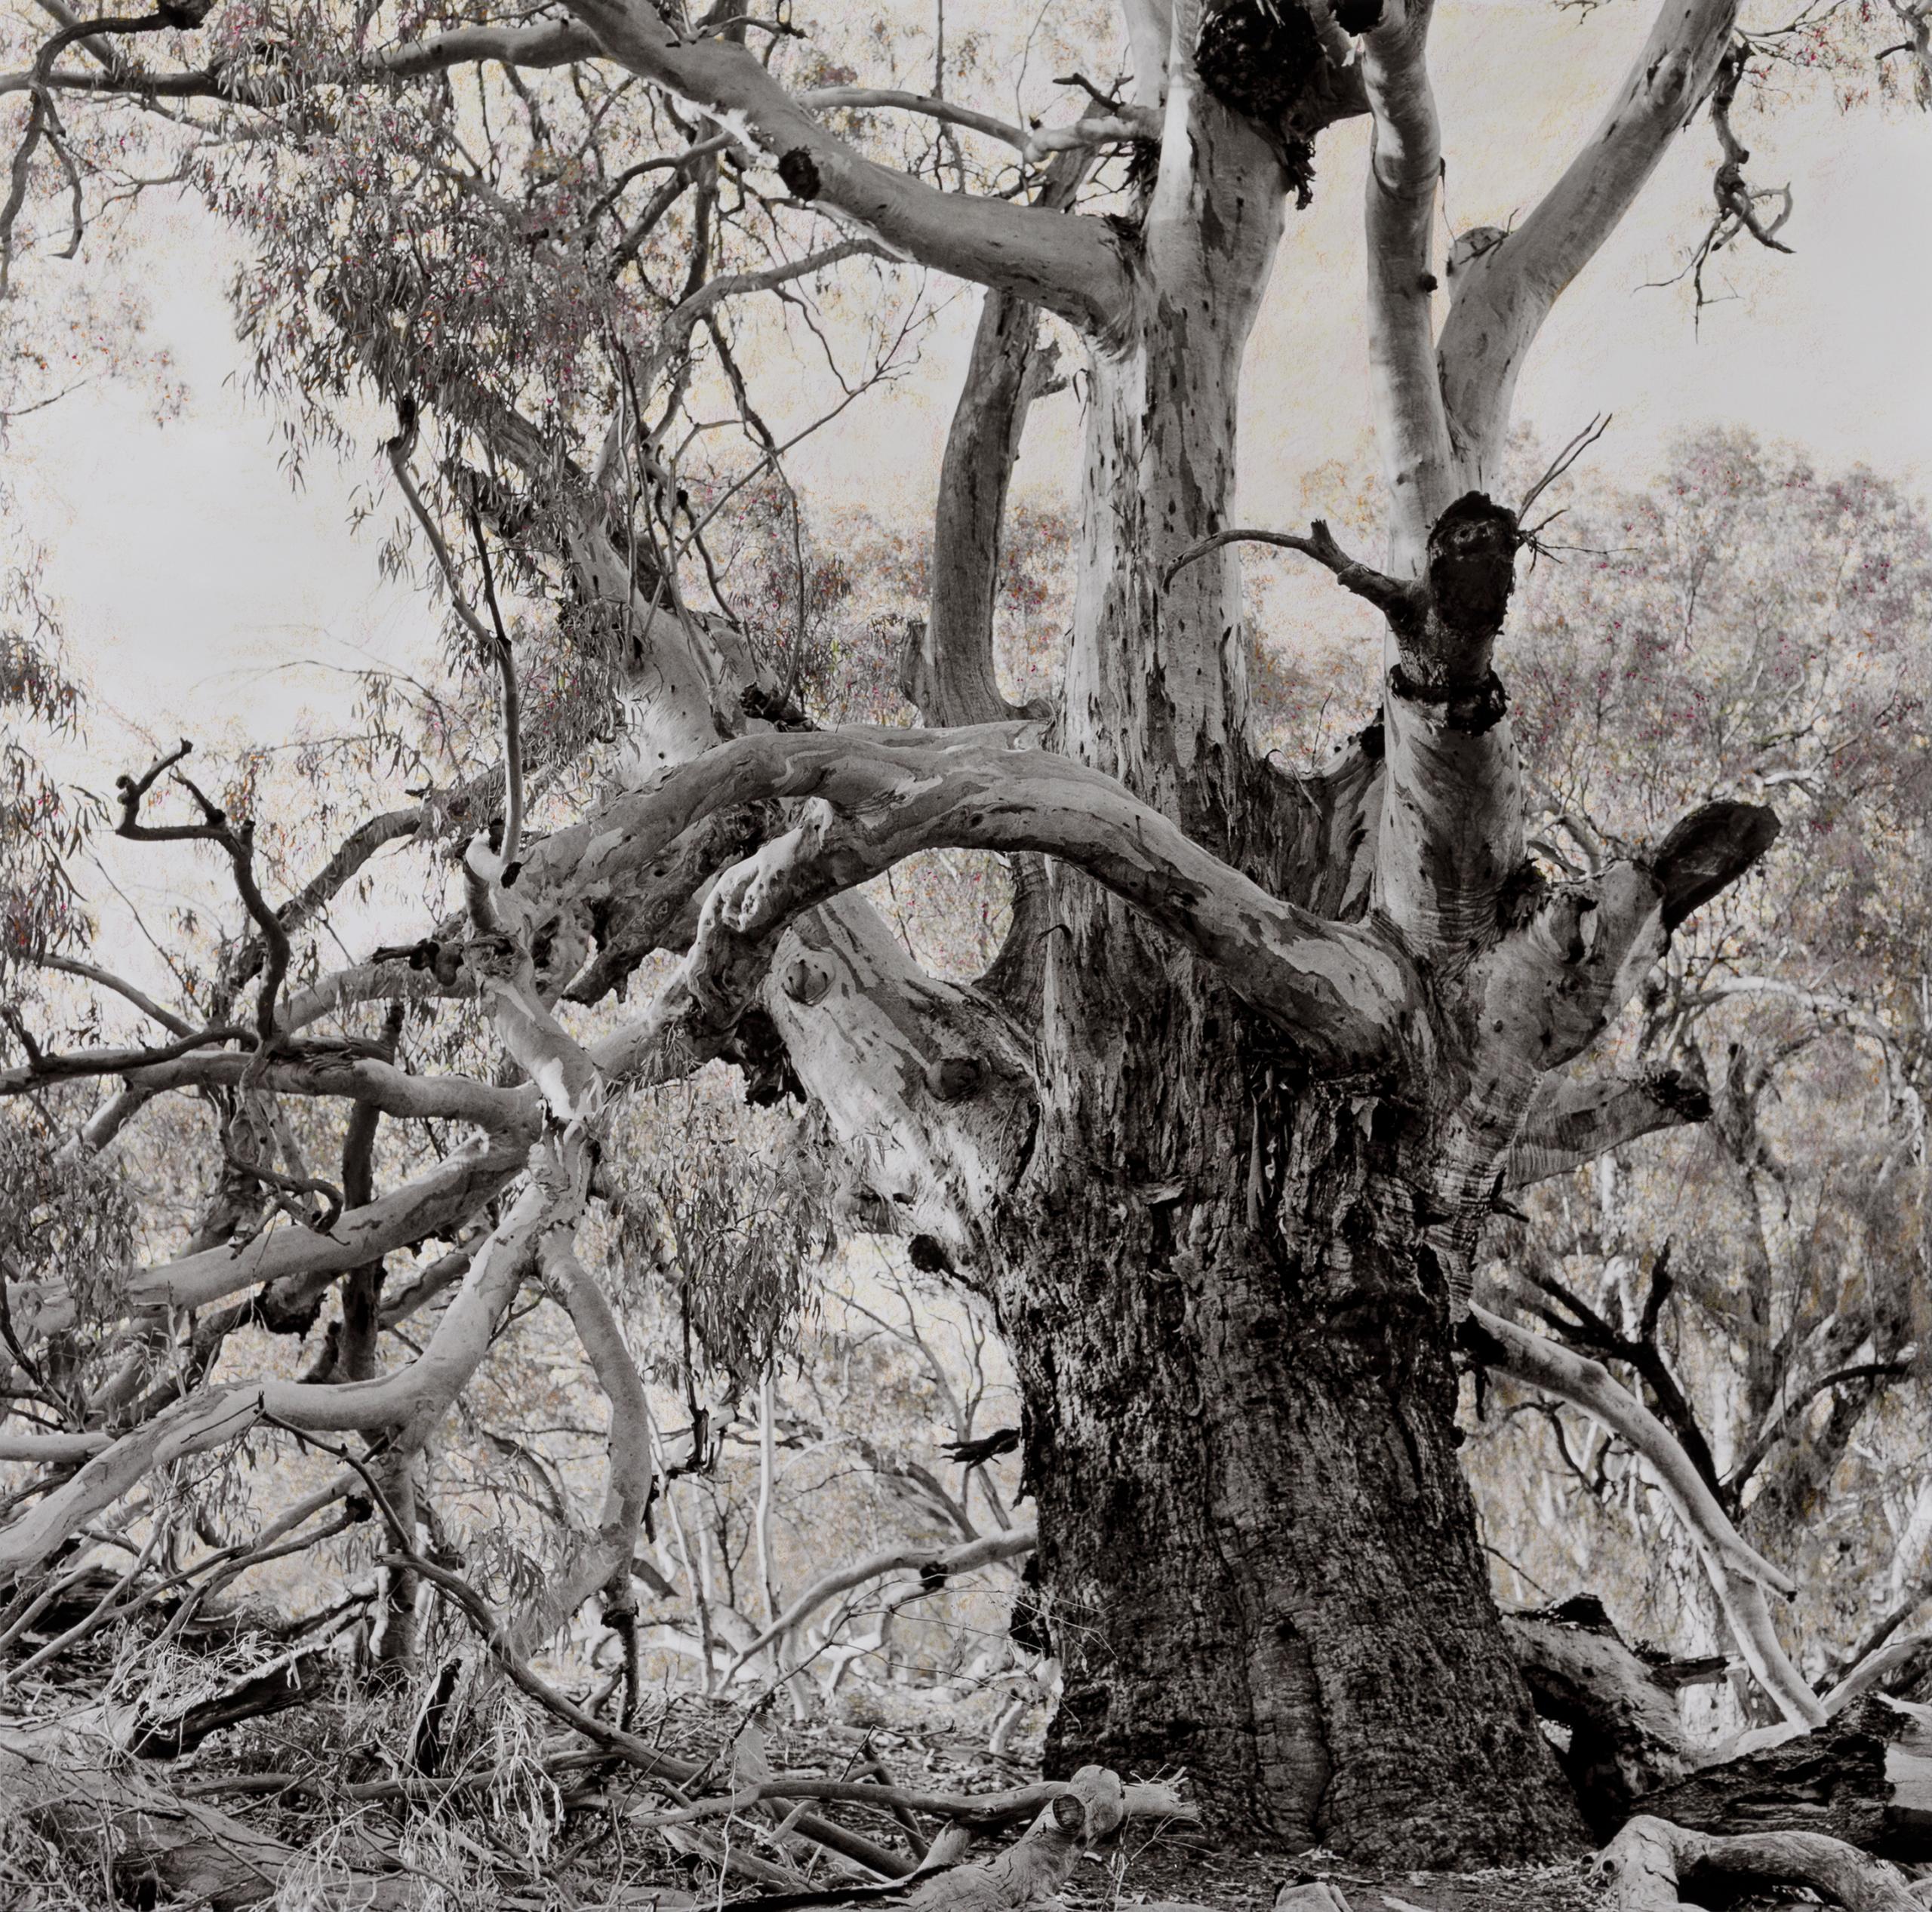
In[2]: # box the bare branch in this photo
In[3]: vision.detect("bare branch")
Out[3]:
[0,1156,568,1582]
[1438,0,1741,487]
[1163,518,1416,620]
[722,1525,1035,1685]
[568,727,1425,1080]
[503,1225,659,1657]
[10,1120,534,1341]
[1468,1305,1825,1728]
[1506,1064,1712,1187]
[550,0,1134,337]
[114,740,293,1048]
[1596,1815,1918,1910]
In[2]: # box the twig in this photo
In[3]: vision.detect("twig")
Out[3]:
[114,740,293,1051]
[1518,413,1612,521]
[1162,520,1416,622]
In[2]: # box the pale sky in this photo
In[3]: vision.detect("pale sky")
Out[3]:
[10,0,1930,760]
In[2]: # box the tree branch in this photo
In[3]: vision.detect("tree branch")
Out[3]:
[721,1525,1035,1686]
[0,1155,570,1583]
[503,1225,659,1658]
[1506,1063,1712,1187]
[1437,0,1742,487]
[566,727,1425,1080]
[29,952,192,1036]
[903,149,1086,730]
[1468,1305,1824,1728]
[1358,0,1458,560]
[1595,1815,1918,1911]
[550,0,1134,337]
[8,1120,533,1341]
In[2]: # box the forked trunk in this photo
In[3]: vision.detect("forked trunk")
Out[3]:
[986,79,1581,1863]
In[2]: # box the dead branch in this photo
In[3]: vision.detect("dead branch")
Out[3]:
[0,1731,413,1911]
[721,1526,1036,1686]
[1596,1812,1918,1910]
[1467,1305,1823,1727]
[114,739,295,1050]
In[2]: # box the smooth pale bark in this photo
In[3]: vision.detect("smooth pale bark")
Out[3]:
[1438,0,1743,486]
[503,1228,659,1658]
[1359,0,1460,558]
[577,730,1427,1080]
[553,0,1134,337]
[7,1127,534,1340]
[0,1171,558,1581]
[1470,1307,1823,1729]
[1596,1814,1919,1911]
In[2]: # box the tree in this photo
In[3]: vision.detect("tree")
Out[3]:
[0,0,1920,1874]
[1465,427,1932,1720]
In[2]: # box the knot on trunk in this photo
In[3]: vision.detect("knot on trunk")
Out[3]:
[1194,1,1324,203]
[777,148,821,200]
[1426,490,1520,642]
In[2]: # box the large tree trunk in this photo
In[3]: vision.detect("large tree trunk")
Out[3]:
[971,61,1582,1865]
[998,936,1582,1865]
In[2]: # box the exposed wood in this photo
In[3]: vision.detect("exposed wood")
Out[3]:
[1634,1698,1906,1854]
[1469,1307,1821,1727]
[1503,1600,1697,1836]
[1595,1812,1920,1910]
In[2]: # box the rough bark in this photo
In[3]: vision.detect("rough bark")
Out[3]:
[998,991,1583,1864]
[1634,1698,1911,1854]
[0,0,1794,1869]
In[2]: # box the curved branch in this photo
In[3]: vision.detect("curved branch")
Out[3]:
[570,728,1425,1080]
[1438,0,1742,487]
[1469,1305,1824,1729]
[0,1163,564,1583]
[906,149,1087,731]
[552,0,1134,337]
[1728,1360,1916,1502]
[504,1227,659,1658]
[29,953,192,1036]
[1596,1815,1918,1911]
[229,807,423,991]
[722,1525,1035,1684]
[10,1124,533,1340]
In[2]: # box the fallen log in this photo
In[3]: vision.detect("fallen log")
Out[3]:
[1632,1696,1912,1854]
[1595,1812,1920,1910]
[128,1642,336,1757]
[1503,1597,1698,1836]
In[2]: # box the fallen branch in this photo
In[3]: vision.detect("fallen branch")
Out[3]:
[0,1732,411,1911]
[721,1525,1035,1684]
[609,1772,1193,1837]
[392,1551,913,1880]
[1595,1812,1918,1910]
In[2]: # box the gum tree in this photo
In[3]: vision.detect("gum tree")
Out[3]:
[0,0,1895,1867]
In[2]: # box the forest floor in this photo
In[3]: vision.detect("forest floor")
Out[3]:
[0,1679,1820,1911]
